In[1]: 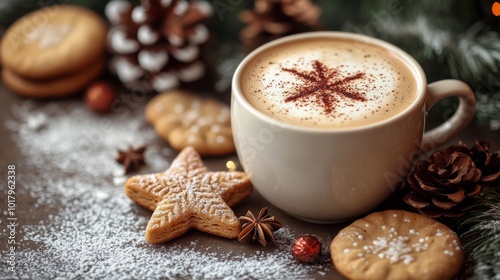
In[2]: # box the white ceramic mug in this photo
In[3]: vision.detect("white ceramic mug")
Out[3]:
[231,32,476,223]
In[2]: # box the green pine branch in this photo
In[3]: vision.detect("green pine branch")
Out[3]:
[345,14,500,129]
[368,16,500,88]
[457,187,500,280]
[446,23,500,86]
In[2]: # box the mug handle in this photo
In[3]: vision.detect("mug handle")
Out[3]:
[420,79,476,152]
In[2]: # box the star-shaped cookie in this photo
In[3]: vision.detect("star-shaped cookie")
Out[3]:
[124,147,252,244]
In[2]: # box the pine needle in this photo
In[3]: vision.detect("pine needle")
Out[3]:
[352,15,500,130]
[448,23,500,84]
[372,16,500,88]
[457,187,500,280]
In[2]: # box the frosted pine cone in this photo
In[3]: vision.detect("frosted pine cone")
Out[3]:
[105,0,212,92]
[404,151,482,218]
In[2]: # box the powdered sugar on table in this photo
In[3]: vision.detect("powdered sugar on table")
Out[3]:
[3,100,331,279]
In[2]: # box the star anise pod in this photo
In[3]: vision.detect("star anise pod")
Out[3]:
[116,145,147,174]
[238,207,282,246]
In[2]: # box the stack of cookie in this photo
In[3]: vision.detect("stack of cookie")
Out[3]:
[1,5,107,98]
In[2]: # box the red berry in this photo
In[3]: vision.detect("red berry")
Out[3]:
[85,81,116,114]
[291,234,323,263]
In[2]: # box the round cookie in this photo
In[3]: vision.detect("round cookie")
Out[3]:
[330,210,463,280]
[2,59,104,98]
[1,5,106,79]
[145,90,235,156]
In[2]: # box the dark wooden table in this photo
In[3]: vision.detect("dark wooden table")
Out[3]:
[1,78,498,279]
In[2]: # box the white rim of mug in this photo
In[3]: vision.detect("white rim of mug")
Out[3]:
[232,31,428,133]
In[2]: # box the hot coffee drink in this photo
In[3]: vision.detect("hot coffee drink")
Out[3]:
[240,37,418,128]
[232,32,476,222]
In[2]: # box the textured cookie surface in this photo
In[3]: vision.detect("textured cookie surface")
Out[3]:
[330,210,463,280]
[1,5,106,79]
[124,147,252,244]
[2,59,104,98]
[146,90,234,156]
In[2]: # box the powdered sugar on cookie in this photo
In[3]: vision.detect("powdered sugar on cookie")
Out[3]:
[145,89,235,155]
[331,210,463,280]
[25,24,71,48]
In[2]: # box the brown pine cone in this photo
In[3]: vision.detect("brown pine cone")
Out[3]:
[483,151,500,188]
[239,0,321,50]
[468,141,500,187]
[105,0,212,92]
[445,141,500,187]
[404,151,482,218]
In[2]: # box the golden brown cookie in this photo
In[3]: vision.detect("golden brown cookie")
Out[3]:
[2,59,104,98]
[1,5,107,80]
[330,210,463,280]
[145,90,235,156]
[124,147,252,244]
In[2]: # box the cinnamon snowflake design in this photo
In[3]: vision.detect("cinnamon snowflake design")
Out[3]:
[281,60,367,114]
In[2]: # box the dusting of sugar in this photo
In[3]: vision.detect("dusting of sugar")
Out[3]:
[452,239,462,251]
[211,124,221,133]
[187,134,198,143]
[215,135,225,143]
[174,103,184,113]
[3,101,330,279]
[26,23,71,48]
[350,222,439,265]
[190,126,201,133]
[444,250,454,256]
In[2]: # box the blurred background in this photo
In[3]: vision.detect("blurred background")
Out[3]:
[0,2,498,279]
[1,0,499,128]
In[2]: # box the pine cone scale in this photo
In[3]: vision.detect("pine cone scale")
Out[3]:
[182,5,210,26]
[413,172,441,192]
[404,192,431,208]
[469,184,482,197]
[482,152,500,185]
[263,22,292,34]
[431,197,458,210]
[442,189,466,203]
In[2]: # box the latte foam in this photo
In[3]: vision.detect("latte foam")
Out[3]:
[240,37,418,128]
